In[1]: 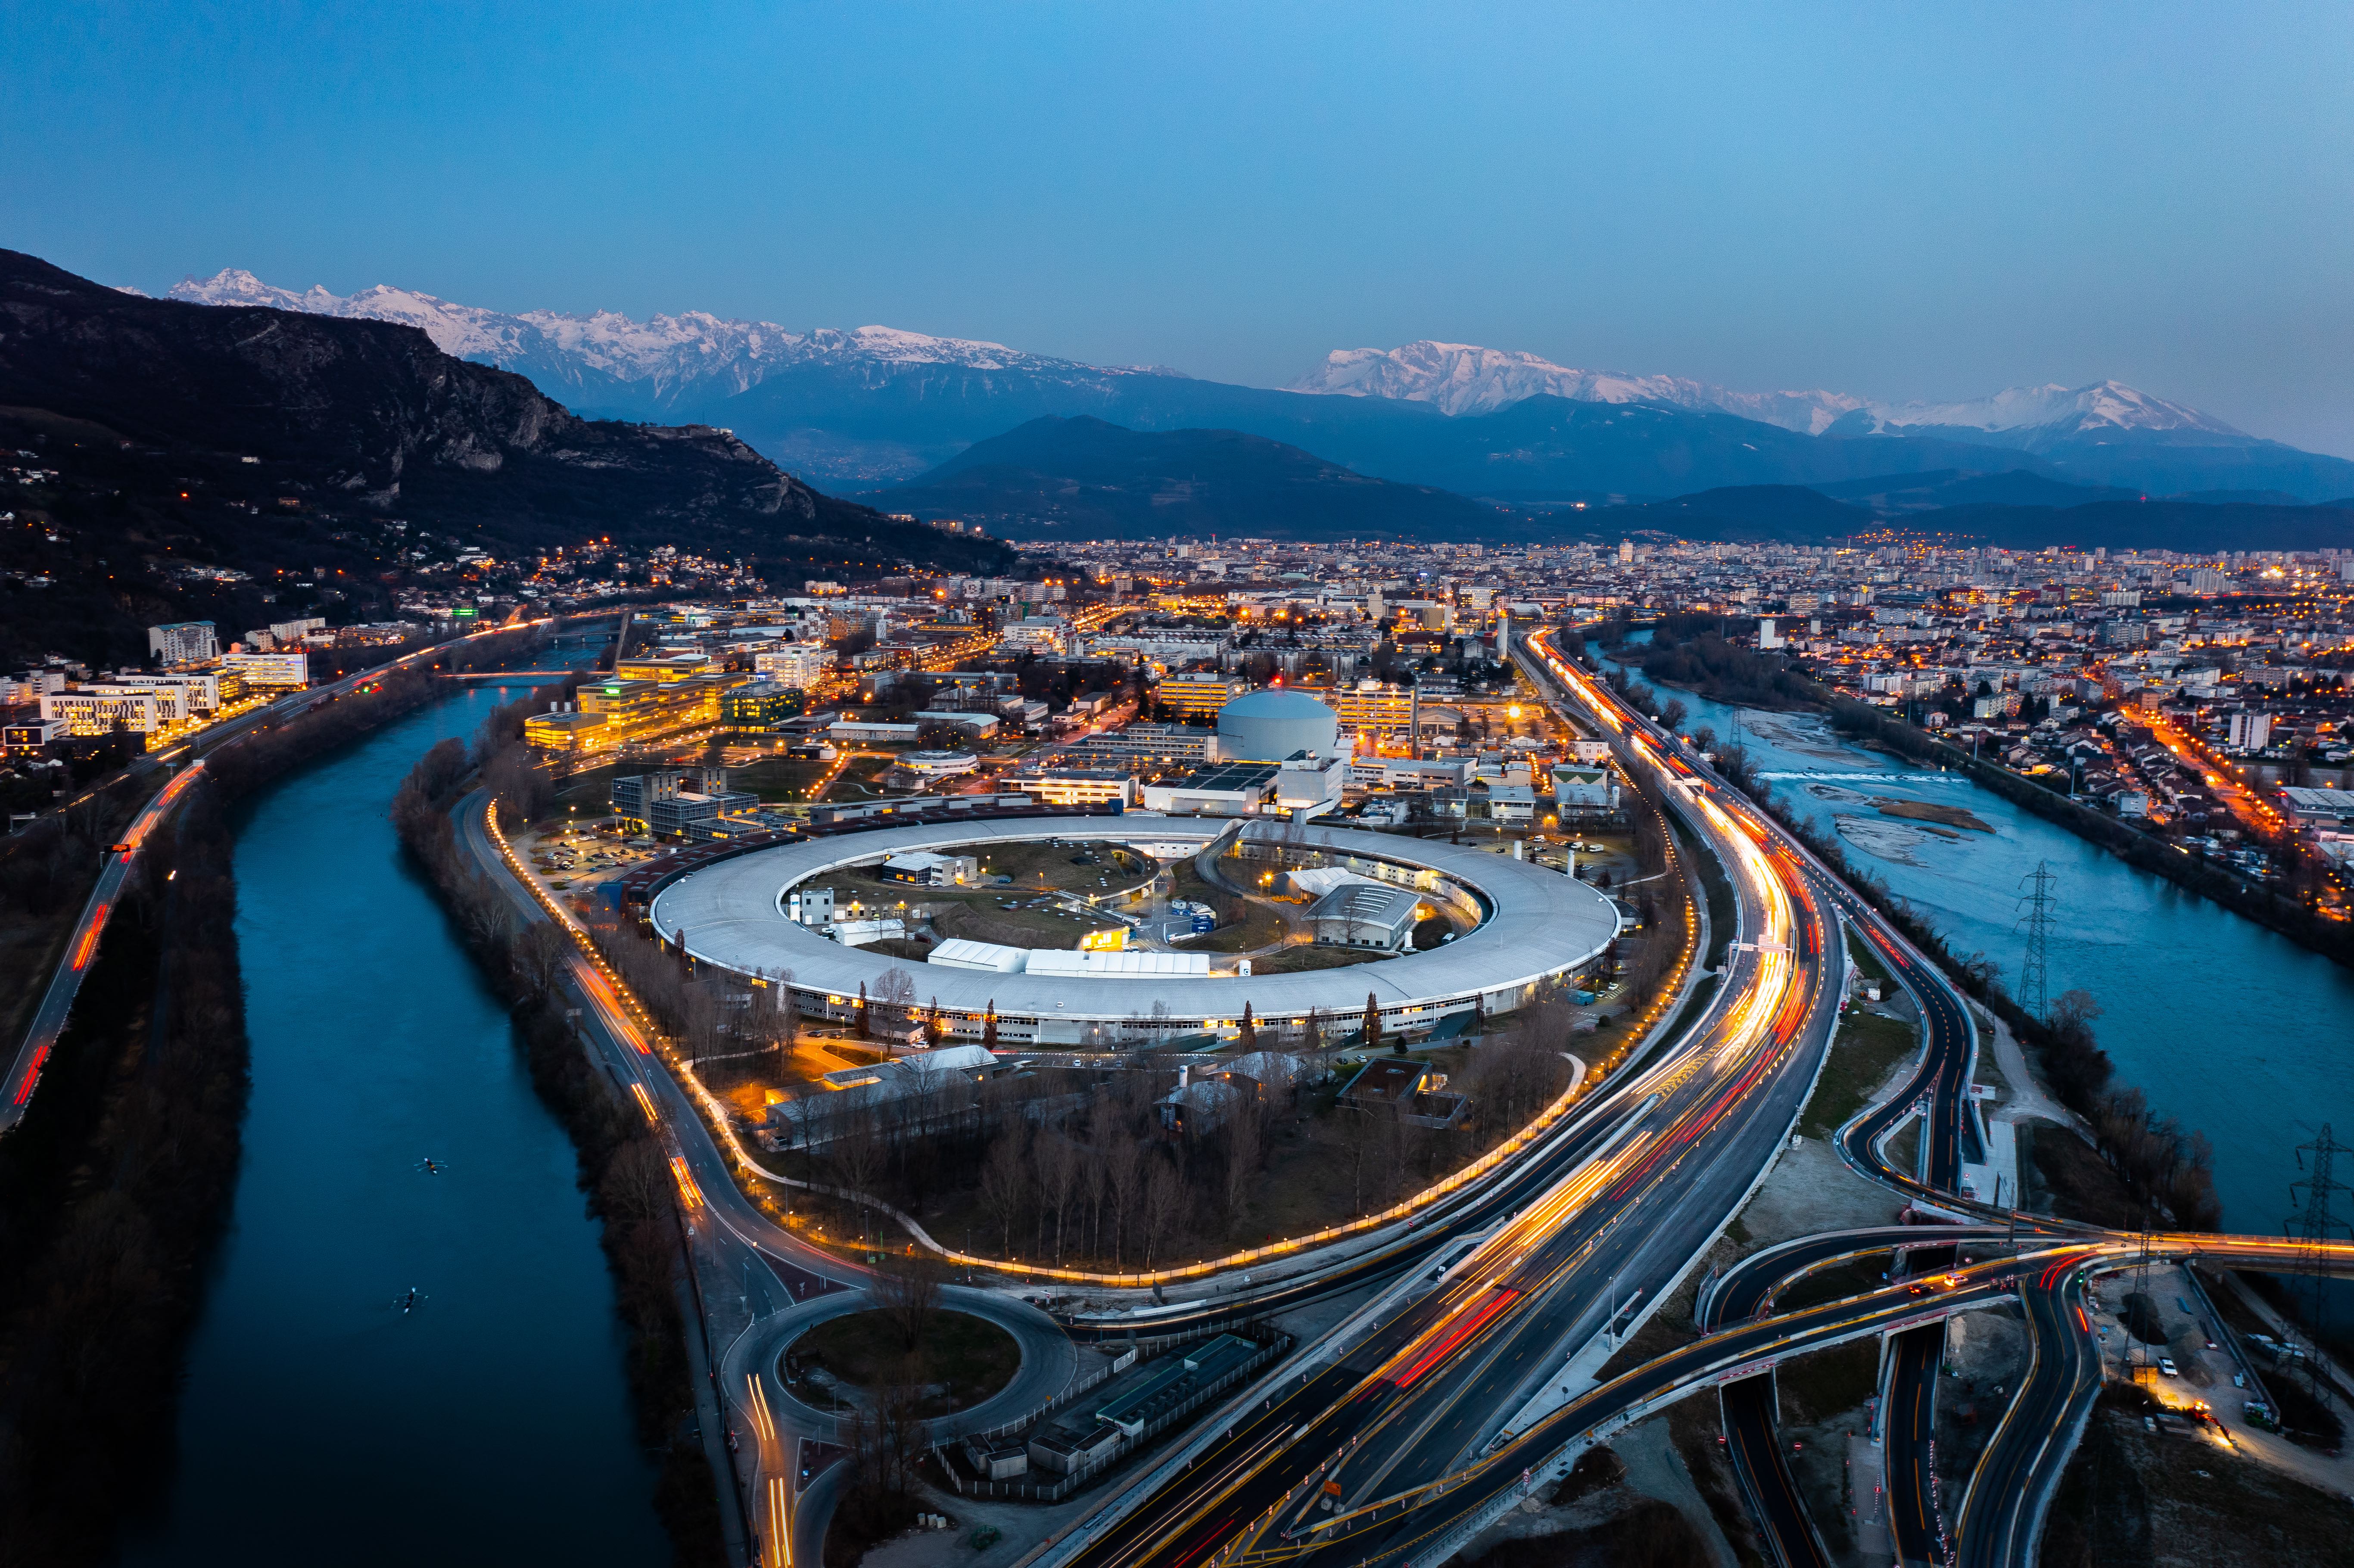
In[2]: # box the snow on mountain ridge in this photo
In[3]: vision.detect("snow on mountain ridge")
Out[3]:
[1862,380,2242,438]
[162,268,1145,408]
[1294,342,1866,432]
[1291,339,2238,441]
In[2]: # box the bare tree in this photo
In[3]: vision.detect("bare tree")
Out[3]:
[763,968,800,1073]
[1080,1109,1112,1259]
[599,1138,674,1228]
[874,966,917,1042]
[980,1129,1028,1258]
[1220,1092,1265,1232]
[831,1108,888,1247]
[1102,1132,1144,1268]
[871,1249,946,1351]
[1140,1156,1185,1271]
[511,919,572,1002]
[1341,1106,1376,1214]
[1038,1134,1080,1262]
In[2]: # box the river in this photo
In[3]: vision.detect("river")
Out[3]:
[122,660,666,1565]
[1590,636,2354,1240]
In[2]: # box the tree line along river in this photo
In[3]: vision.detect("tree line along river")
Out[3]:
[122,658,666,1565]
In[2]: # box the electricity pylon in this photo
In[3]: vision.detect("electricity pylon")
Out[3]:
[2287,1126,2354,1404]
[2014,860,2056,1022]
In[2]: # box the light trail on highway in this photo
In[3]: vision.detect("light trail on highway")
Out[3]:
[1034,628,1843,1568]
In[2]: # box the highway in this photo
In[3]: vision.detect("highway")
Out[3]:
[1024,630,1846,1568]
[2,615,612,1133]
[0,759,204,1131]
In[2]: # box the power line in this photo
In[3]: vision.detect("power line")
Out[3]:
[2014,859,2056,1022]
[2287,1124,2354,1408]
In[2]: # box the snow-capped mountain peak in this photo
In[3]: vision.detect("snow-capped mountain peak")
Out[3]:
[161,268,1156,410]
[1861,379,2242,439]
[1291,340,2242,444]
[1291,341,1867,433]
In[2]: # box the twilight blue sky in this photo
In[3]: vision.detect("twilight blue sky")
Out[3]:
[6,2,2351,453]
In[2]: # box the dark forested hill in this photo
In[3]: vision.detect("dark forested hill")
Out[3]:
[866,416,1503,539]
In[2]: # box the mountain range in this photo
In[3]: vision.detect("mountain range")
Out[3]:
[0,249,1011,666]
[161,270,2354,506]
[853,414,2354,554]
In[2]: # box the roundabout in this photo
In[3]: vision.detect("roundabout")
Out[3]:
[648,816,1620,1046]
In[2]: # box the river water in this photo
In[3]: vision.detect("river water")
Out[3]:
[123,664,666,1565]
[1591,637,2354,1238]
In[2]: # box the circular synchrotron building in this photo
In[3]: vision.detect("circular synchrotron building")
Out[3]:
[650,817,1620,1048]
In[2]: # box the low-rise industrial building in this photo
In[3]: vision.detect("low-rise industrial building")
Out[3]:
[611,769,760,837]
[1307,880,1424,951]
[879,849,979,886]
[1004,768,1139,809]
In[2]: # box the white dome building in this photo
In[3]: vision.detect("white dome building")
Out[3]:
[1217,688,1340,761]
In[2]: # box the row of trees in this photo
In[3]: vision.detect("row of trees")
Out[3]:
[1766,802,2223,1229]
[389,700,729,1561]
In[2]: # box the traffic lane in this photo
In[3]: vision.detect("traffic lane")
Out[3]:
[1707,1228,2017,1330]
[1824,886,1976,1195]
[1398,984,1837,1485]
[1329,941,1840,1502]
[1954,1270,2102,1568]
[1061,1363,1370,1568]
[2,761,203,1129]
[1723,1373,1831,1568]
[1885,1323,1946,1568]
[1290,1257,2052,1568]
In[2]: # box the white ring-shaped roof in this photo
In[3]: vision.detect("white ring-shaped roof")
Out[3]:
[650,815,1619,1024]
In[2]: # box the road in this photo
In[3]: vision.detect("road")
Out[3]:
[0,759,204,1130]
[2,615,620,1134]
[455,792,1084,1568]
[1029,631,1843,1568]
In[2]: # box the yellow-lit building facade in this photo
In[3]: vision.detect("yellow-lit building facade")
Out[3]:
[1154,673,1248,721]
[523,674,739,754]
[1314,680,1418,740]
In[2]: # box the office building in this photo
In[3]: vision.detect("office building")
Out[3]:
[753,645,833,688]
[722,681,805,731]
[222,651,311,688]
[1154,673,1249,722]
[146,621,219,667]
[610,769,759,837]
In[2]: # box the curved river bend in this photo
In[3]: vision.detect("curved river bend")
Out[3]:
[124,676,666,1565]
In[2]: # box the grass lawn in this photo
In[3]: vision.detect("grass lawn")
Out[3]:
[1249,943,1392,974]
[1844,926,1893,987]
[1797,1011,1918,1140]
[788,1309,1020,1412]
